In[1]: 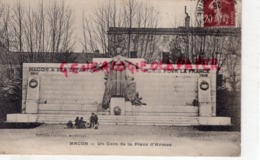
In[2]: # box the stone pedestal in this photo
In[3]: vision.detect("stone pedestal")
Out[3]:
[198,117,231,125]
[198,78,212,116]
[110,98,125,115]
[7,114,38,122]
[199,104,212,116]
[125,101,133,115]
[26,77,40,113]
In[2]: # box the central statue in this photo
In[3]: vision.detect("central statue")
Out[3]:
[102,56,127,109]
[101,56,146,110]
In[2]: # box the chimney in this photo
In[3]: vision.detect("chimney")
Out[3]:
[185,6,190,28]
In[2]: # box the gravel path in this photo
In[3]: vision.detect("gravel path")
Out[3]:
[0,124,240,156]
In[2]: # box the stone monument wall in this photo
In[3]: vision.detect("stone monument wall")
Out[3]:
[22,62,216,116]
[22,63,105,113]
[132,65,216,115]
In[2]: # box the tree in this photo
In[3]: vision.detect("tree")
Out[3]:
[81,0,161,60]
[0,2,12,50]
[81,0,123,54]
[0,0,75,54]
[0,46,22,121]
[47,0,74,53]
[11,0,24,52]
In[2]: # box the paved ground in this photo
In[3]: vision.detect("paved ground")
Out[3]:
[0,124,240,156]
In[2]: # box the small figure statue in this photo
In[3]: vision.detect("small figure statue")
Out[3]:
[131,92,146,106]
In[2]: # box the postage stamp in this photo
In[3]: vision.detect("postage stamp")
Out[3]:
[203,0,236,27]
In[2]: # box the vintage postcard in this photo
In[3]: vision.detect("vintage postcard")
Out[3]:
[0,0,242,157]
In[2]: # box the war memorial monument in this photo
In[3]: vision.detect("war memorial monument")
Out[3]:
[7,56,231,126]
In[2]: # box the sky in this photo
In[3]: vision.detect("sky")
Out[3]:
[2,0,242,51]
[4,0,200,27]
[69,0,198,27]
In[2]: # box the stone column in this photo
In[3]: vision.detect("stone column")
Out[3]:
[25,77,40,113]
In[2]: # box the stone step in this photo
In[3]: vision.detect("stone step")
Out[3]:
[37,105,198,114]
[38,121,199,126]
[39,121,199,126]
[38,118,198,122]
[37,121,199,126]
[38,111,97,114]
[38,117,191,122]
[125,112,198,116]
[37,114,198,119]
[37,114,199,126]
[99,122,198,126]
[128,106,198,113]
[37,112,198,116]
[38,116,196,121]
[6,113,231,126]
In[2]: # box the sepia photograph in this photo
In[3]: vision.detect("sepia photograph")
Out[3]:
[0,0,243,157]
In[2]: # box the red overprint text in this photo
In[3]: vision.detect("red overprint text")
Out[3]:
[59,58,220,78]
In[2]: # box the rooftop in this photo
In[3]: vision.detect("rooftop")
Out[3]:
[108,27,241,36]
[0,49,108,65]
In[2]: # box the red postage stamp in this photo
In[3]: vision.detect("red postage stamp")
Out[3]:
[203,0,235,27]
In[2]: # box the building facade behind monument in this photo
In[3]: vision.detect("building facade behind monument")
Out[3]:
[108,27,241,92]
